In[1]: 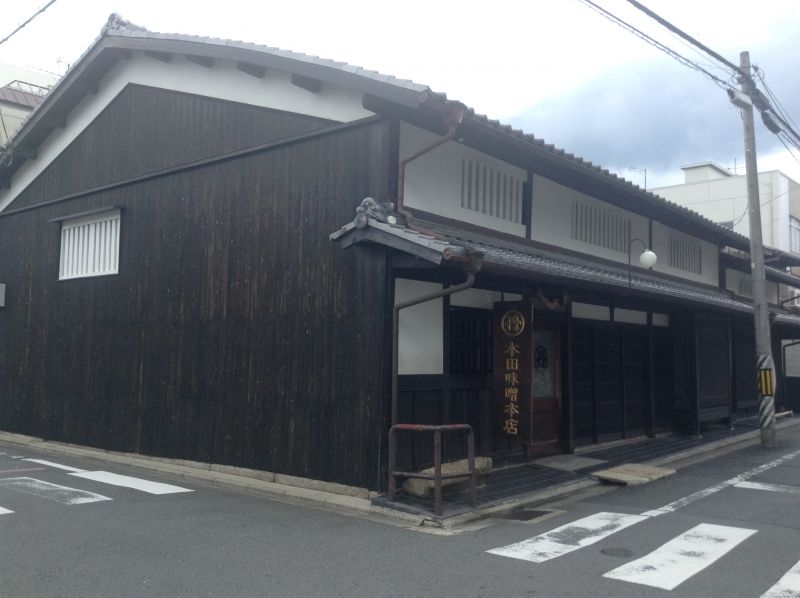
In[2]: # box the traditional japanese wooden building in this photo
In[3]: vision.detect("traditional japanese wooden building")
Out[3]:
[1,15,799,495]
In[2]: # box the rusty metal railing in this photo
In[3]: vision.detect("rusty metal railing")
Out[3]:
[387,423,476,517]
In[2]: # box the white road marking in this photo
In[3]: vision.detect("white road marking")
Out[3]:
[603,523,757,591]
[735,481,800,495]
[761,558,800,598]
[0,477,111,505]
[22,458,85,473]
[0,506,13,515]
[487,512,648,563]
[69,471,193,495]
[488,449,800,565]
[641,448,800,518]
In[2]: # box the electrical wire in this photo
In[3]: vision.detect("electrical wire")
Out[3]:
[755,67,800,136]
[576,0,733,91]
[624,0,742,75]
[0,0,58,47]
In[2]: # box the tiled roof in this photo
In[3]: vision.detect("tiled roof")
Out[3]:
[94,17,751,250]
[332,215,763,316]
[0,14,768,252]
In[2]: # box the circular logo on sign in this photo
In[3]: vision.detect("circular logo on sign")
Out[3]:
[501,310,526,336]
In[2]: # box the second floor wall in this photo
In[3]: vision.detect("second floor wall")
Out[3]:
[400,122,720,288]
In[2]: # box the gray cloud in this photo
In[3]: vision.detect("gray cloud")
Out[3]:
[507,41,800,184]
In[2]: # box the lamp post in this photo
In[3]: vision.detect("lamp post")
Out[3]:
[628,238,657,287]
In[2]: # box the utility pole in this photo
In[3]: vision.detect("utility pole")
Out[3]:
[737,51,777,448]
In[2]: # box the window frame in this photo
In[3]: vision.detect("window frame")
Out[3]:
[57,208,121,281]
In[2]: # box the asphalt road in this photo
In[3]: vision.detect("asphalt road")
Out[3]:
[1,426,799,597]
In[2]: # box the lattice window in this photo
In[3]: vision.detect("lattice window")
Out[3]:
[737,276,753,298]
[460,157,523,223]
[59,210,120,280]
[570,200,631,253]
[669,233,702,275]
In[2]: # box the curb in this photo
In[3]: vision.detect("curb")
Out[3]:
[0,431,428,528]
[2,418,796,530]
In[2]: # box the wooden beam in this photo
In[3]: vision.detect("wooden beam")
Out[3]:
[185,54,214,68]
[291,74,322,93]
[237,62,266,78]
[144,50,172,63]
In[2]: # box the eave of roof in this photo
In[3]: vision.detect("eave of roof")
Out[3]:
[0,14,759,252]
[332,216,765,317]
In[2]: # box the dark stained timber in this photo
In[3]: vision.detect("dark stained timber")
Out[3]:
[0,90,394,490]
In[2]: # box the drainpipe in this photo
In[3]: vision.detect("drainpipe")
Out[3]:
[391,261,480,427]
[396,95,465,230]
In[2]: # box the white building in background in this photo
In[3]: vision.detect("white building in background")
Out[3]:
[652,162,800,255]
[0,63,57,145]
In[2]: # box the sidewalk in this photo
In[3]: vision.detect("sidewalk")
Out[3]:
[1,416,797,529]
[374,415,800,525]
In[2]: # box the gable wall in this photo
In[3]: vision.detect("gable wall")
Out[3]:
[0,109,393,490]
[7,84,333,212]
[0,52,373,212]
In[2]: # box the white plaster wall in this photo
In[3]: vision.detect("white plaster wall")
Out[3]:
[650,221,718,286]
[652,313,669,327]
[399,123,527,236]
[653,174,782,248]
[614,308,647,325]
[571,302,610,321]
[0,52,372,212]
[395,278,443,375]
[725,268,779,304]
[531,175,650,265]
[450,288,521,309]
[783,340,800,376]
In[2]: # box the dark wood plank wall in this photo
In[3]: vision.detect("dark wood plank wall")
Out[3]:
[0,87,393,490]
[9,84,332,211]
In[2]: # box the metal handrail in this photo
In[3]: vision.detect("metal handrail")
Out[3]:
[388,423,476,516]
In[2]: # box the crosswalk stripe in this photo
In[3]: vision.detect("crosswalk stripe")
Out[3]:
[68,471,193,495]
[487,512,648,563]
[603,523,756,591]
[22,458,85,473]
[761,558,800,598]
[0,477,112,505]
[735,481,800,495]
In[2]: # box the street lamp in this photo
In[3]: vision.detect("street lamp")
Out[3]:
[628,238,657,287]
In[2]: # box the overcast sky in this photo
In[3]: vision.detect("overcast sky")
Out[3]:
[2,0,800,189]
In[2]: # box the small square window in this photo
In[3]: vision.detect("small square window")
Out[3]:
[58,209,120,280]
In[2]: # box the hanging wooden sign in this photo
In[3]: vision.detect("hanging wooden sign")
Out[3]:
[492,301,533,444]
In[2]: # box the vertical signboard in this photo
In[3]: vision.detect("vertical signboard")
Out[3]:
[493,301,533,444]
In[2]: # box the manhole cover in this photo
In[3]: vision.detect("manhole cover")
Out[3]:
[601,547,633,557]
[499,509,552,521]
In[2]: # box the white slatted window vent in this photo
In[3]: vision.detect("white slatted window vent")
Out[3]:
[570,199,631,253]
[460,158,523,223]
[59,210,120,280]
[669,233,702,275]
[737,277,753,298]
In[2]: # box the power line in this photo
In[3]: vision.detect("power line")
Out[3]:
[624,0,742,76]
[586,0,800,173]
[0,0,59,47]
[576,0,732,91]
[754,67,800,135]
